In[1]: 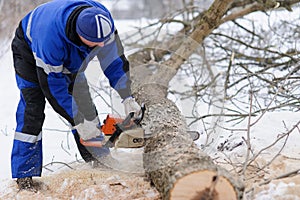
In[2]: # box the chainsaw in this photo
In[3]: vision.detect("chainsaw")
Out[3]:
[80,103,200,148]
[80,103,146,148]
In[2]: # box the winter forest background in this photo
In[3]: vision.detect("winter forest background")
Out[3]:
[0,0,300,199]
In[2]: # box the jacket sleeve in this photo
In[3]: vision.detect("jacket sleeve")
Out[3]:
[70,72,98,121]
[96,31,132,99]
[33,39,84,126]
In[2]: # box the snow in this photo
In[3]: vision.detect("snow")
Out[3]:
[256,182,300,200]
[0,51,17,180]
[1,3,300,200]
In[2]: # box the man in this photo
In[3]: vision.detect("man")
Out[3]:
[11,0,141,191]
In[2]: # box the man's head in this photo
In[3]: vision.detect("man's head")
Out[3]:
[76,7,115,47]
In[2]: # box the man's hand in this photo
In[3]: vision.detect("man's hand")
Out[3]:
[74,117,102,140]
[123,96,141,117]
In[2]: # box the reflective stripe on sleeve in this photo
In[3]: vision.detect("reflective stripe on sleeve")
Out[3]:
[33,52,66,74]
[26,9,35,43]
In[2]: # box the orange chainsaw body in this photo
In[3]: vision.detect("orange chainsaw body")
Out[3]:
[101,114,124,135]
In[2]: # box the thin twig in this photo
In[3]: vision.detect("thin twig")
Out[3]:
[43,161,74,170]
[61,141,71,156]
[242,90,254,176]
[260,168,300,186]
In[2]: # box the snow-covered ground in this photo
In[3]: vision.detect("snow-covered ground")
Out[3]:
[1,4,300,199]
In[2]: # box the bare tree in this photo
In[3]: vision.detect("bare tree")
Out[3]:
[125,0,300,199]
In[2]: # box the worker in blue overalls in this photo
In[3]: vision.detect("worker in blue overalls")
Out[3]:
[11,0,140,191]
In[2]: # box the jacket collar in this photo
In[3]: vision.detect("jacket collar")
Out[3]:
[65,5,92,47]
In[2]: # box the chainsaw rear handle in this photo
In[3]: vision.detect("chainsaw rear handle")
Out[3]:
[80,137,103,148]
[133,103,146,125]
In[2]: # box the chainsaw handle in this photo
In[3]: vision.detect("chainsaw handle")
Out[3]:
[122,103,146,126]
[134,103,146,125]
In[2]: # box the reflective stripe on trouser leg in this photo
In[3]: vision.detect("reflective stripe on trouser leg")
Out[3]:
[11,133,43,178]
[11,75,45,178]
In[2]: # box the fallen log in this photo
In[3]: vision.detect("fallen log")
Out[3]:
[135,84,244,200]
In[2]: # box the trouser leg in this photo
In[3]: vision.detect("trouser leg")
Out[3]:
[11,75,45,178]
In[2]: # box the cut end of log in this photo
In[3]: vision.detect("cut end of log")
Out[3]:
[170,170,237,200]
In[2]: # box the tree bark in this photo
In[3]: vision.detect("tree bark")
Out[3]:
[134,84,244,200]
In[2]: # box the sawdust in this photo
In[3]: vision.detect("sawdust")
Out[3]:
[0,150,160,200]
[1,164,160,200]
[243,155,300,199]
[108,148,145,174]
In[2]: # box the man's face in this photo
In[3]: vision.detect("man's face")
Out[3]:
[79,35,105,48]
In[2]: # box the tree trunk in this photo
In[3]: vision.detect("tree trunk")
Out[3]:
[134,84,244,200]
